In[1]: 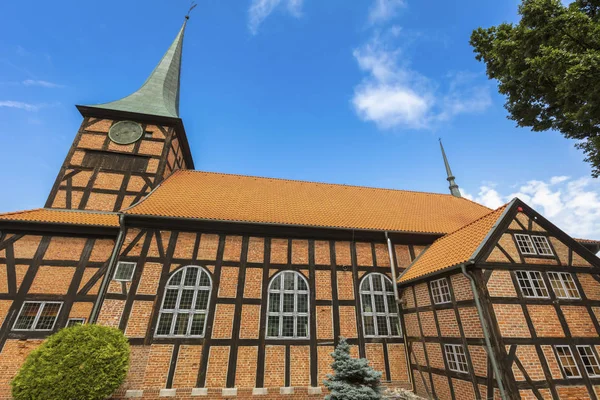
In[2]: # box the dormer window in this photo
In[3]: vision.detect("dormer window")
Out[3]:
[514,234,553,256]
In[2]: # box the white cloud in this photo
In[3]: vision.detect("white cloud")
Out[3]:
[248,0,304,35]
[351,32,491,130]
[22,79,63,88]
[464,176,600,240]
[368,0,405,24]
[0,101,41,112]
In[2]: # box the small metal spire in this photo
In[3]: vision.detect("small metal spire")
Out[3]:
[439,139,461,198]
[86,15,191,119]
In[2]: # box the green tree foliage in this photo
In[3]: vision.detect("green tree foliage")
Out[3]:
[11,324,130,400]
[324,337,382,400]
[471,0,600,176]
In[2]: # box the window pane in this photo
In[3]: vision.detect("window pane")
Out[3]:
[384,278,393,292]
[14,302,40,330]
[515,234,537,255]
[361,278,371,291]
[362,294,373,312]
[297,316,308,337]
[387,295,397,313]
[283,273,294,290]
[282,316,294,337]
[268,293,280,312]
[577,346,600,377]
[297,294,308,313]
[156,313,173,335]
[364,316,375,336]
[163,289,179,309]
[283,293,295,313]
[195,290,210,311]
[374,295,386,313]
[198,271,210,287]
[179,289,195,309]
[184,268,198,286]
[115,262,135,281]
[190,314,205,336]
[169,270,183,285]
[390,317,400,336]
[532,236,553,256]
[271,276,281,290]
[373,276,383,291]
[173,313,189,335]
[376,316,388,336]
[267,316,280,337]
[297,278,308,291]
[35,303,60,330]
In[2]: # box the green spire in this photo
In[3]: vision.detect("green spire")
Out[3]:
[439,139,461,198]
[87,20,187,118]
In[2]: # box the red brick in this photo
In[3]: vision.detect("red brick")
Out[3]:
[205,346,230,388]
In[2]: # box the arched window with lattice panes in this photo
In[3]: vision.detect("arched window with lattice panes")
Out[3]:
[155,266,212,337]
[359,273,401,337]
[266,271,310,339]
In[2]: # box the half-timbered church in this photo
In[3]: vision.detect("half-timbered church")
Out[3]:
[2,18,600,400]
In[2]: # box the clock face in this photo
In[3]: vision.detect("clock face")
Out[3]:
[108,121,144,145]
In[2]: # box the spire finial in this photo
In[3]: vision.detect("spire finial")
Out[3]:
[186,2,197,20]
[439,138,461,198]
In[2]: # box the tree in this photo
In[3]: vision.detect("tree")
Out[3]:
[11,324,130,400]
[470,0,600,176]
[324,337,382,400]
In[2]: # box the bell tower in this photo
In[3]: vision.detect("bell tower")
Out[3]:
[45,19,195,212]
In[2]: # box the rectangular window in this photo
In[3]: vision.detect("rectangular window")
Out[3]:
[555,345,581,378]
[531,235,554,256]
[548,272,580,299]
[444,344,468,373]
[515,270,549,298]
[113,261,136,282]
[577,346,600,377]
[13,301,62,331]
[144,131,153,139]
[514,234,537,255]
[430,278,451,304]
[66,318,86,327]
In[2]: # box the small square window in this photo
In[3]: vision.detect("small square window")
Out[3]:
[430,278,451,304]
[555,345,581,378]
[514,234,537,255]
[13,301,62,331]
[515,270,549,298]
[531,236,553,256]
[444,344,468,373]
[577,346,600,377]
[66,318,85,327]
[144,131,153,139]
[114,262,136,281]
[548,272,580,299]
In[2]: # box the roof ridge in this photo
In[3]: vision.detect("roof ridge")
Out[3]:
[177,169,489,201]
[0,208,44,217]
[40,208,119,216]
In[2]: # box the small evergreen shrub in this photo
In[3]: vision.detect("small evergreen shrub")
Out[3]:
[324,337,382,400]
[11,324,130,400]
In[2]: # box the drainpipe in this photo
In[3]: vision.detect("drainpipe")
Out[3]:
[385,232,413,390]
[461,263,508,400]
[90,214,126,323]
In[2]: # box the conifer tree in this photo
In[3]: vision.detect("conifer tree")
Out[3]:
[324,337,382,400]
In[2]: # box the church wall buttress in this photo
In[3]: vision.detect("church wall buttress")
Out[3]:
[45,117,188,213]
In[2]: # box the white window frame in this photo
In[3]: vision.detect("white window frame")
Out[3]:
[155,266,212,338]
[266,271,310,339]
[113,261,137,282]
[547,272,580,300]
[13,301,63,331]
[514,234,538,255]
[576,345,600,378]
[444,344,469,373]
[359,273,401,338]
[66,318,86,327]
[430,278,451,304]
[531,235,554,256]
[555,345,582,378]
[515,270,549,298]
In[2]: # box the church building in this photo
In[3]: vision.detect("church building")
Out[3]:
[1,18,600,400]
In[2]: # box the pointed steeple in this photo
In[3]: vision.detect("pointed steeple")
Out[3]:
[439,139,461,198]
[87,20,188,119]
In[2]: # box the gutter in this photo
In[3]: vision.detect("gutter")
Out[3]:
[460,262,508,400]
[90,214,126,323]
[385,232,413,391]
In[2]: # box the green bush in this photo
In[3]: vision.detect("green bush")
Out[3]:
[11,324,130,400]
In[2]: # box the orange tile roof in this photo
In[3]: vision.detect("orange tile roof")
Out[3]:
[124,170,491,234]
[398,203,509,283]
[0,208,119,227]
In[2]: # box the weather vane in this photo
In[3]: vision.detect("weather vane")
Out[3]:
[186,1,197,20]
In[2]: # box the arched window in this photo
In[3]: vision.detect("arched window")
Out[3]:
[266,271,309,339]
[360,273,400,337]
[155,266,212,337]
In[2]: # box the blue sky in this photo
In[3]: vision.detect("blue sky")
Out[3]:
[1,0,600,238]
